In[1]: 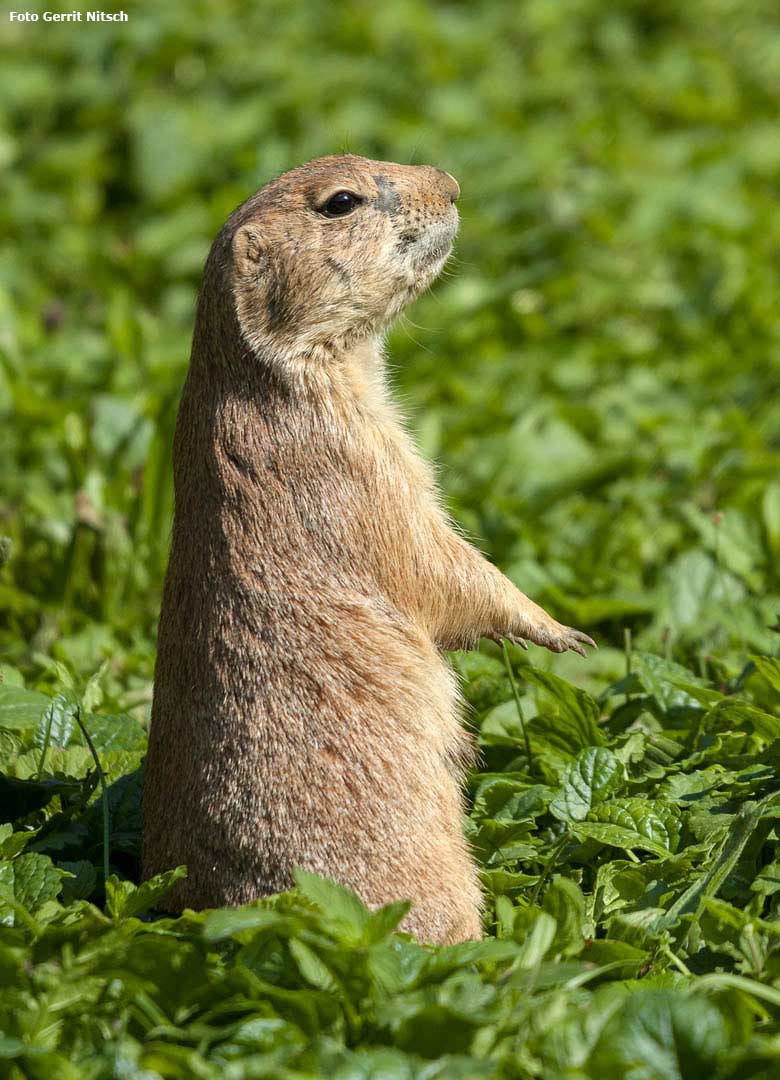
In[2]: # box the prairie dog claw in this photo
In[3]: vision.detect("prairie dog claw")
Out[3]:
[486,624,596,658]
[533,623,597,657]
[485,630,528,649]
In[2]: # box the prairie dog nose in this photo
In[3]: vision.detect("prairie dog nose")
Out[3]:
[440,169,458,201]
[423,166,460,203]
[438,169,460,203]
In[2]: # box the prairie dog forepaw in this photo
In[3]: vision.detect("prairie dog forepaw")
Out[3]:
[527,620,596,657]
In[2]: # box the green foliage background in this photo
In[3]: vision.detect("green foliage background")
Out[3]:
[1,1,780,1076]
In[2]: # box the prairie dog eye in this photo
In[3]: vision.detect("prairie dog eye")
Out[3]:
[319,191,363,218]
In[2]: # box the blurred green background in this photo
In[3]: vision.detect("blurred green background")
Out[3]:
[2,0,780,712]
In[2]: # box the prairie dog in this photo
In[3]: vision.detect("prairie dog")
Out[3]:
[142,154,594,943]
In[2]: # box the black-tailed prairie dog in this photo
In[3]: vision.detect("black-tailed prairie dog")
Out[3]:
[142,154,595,943]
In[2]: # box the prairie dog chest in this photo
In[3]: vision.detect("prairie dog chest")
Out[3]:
[336,341,438,500]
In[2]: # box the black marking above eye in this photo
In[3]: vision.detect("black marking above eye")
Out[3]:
[318,191,363,217]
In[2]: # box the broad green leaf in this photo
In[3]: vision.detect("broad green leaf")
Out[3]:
[0,666,24,688]
[596,852,697,920]
[515,911,557,969]
[658,766,734,802]
[482,868,539,895]
[59,860,98,902]
[0,687,49,731]
[365,900,412,942]
[751,860,780,896]
[606,908,670,951]
[289,937,336,990]
[661,796,772,928]
[331,1047,478,1080]
[0,729,22,764]
[328,1045,449,1080]
[203,906,286,942]
[0,773,83,822]
[663,680,724,709]
[574,798,681,857]
[479,700,531,748]
[105,866,186,918]
[34,694,77,752]
[521,667,605,750]
[633,654,707,712]
[542,875,588,956]
[103,876,135,918]
[704,698,780,741]
[0,1036,27,1060]
[85,763,144,854]
[550,747,625,822]
[471,779,549,823]
[683,506,764,591]
[0,852,64,921]
[81,661,110,714]
[586,989,730,1079]
[13,746,96,780]
[752,656,780,698]
[472,816,537,864]
[293,869,369,938]
[0,831,33,859]
[78,712,146,752]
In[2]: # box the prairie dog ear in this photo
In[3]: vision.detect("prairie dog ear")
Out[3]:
[233,225,268,275]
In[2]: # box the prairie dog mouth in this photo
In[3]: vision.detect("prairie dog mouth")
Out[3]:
[411,218,458,268]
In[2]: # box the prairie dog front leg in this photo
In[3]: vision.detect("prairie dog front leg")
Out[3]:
[421,521,595,656]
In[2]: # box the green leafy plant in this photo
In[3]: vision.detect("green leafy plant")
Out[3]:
[0,647,778,1076]
[2,0,780,1073]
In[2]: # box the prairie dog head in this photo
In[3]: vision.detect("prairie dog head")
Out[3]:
[225,154,460,358]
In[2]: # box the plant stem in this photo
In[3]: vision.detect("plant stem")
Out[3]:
[530,831,569,906]
[623,626,632,705]
[74,705,110,885]
[661,944,692,977]
[501,640,533,769]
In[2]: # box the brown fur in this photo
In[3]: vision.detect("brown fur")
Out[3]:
[142,154,594,943]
